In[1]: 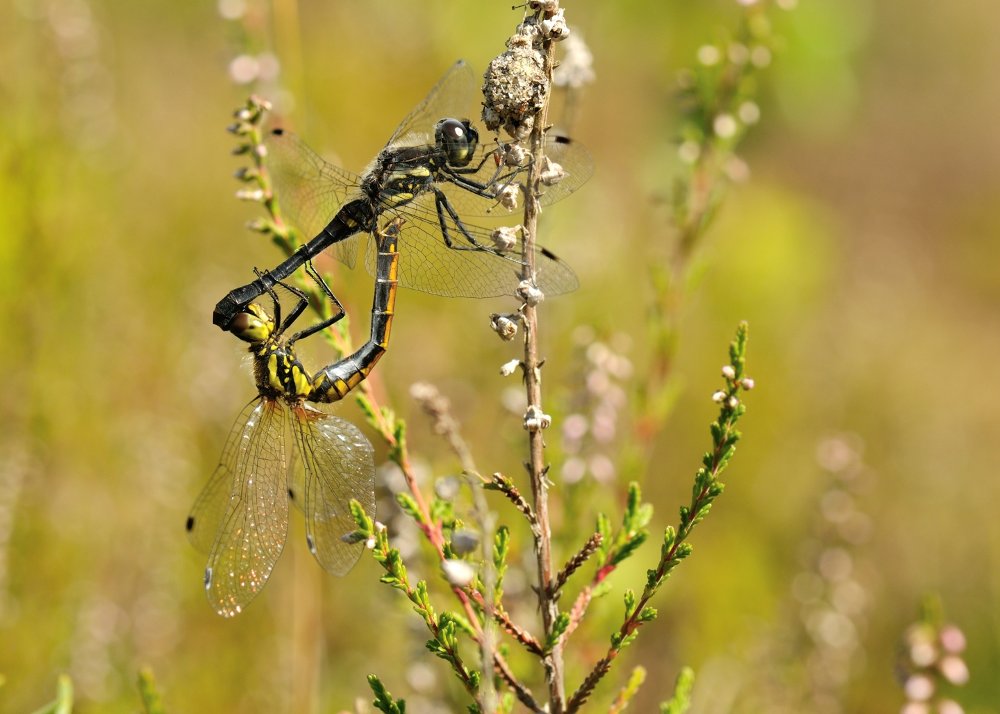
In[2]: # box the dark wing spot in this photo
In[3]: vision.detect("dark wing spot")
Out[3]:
[272,128,285,136]
[185,515,195,532]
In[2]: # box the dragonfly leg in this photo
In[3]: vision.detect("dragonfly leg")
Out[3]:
[213,246,317,330]
[253,268,310,338]
[286,261,347,345]
[433,187,501,253]
[445,146,529,196]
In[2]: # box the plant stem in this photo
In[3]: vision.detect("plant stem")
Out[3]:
[520,37,565,714]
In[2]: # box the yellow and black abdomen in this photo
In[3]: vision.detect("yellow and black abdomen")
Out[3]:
[310,223,400,404]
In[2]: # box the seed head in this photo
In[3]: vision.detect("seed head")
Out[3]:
[538,156,567,186]
[524,405,552,431]
[497,184,521,210]
[517,280,545,306]
[490,313,519,341]
[491,225,520,252]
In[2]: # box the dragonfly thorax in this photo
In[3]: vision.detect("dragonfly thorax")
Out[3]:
[253,341,312,402]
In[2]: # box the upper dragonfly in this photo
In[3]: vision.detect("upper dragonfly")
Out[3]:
[213,60,592,330]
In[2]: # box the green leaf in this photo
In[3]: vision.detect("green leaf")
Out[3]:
[624,589,636,615]
[396,493,424,523]
[27,675,73,714]
[634,503,654,529]
[368,674,406,714]
[545,612,571,652]
[137,668,166,714]
[659,667,695,714]
[350,499,373,532]
[611,531,648,566]
[500,692,515,713]
[625,482,642,523]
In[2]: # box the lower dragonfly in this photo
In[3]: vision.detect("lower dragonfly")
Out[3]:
[187,220,401,617]
[212,60,591,331]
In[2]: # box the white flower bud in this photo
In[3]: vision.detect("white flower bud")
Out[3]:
[517,280,545,306]
[524,405,552,431]
[442,559,476,587]
[500,359,521,377]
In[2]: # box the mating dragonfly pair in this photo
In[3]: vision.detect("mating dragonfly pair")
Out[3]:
[188,60,592,616]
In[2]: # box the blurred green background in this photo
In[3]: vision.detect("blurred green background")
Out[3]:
[1,0,998,712]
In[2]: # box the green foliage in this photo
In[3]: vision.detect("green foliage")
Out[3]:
[659,667,695,714]
[137,668,167,714]
[368,674,407,714]
[545,612,571,653]
[395,492,424,524]
[608,666,647,713]
[493,526,510,605]
[595,482,654,574]
[27,675,73,714]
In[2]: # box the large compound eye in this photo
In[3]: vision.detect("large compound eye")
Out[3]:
[229,303,274,344]
[436,118,478,167]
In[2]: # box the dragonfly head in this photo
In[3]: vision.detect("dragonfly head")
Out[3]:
[228,303,275,345]
[435,118,478,168]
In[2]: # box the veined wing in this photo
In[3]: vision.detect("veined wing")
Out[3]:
[362,204,579,299]
[528,134,594,207]
[292,404,375,576]
[387,60,478,148]
[192,398,290,618]
[265,127,364,268]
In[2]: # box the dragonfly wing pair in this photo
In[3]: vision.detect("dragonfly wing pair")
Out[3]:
[188,399,373,617]
[263,59,592,301]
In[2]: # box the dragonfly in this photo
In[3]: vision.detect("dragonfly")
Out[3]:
[212,59,592,331]
[188,220,401,617]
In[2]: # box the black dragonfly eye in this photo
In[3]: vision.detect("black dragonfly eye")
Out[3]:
[435,118,478,167]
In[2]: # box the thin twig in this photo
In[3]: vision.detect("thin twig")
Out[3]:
[551,532,603,598]
[514,13,566,712]
[494,653,545,713]
[485,472,537,526]
[411,381,498,713]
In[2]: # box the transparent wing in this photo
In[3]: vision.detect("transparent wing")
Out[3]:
[292,404,375,576]
[360,198,579,298]
[440,134,594,216]
[534,135,594,206]
[388,60,478,147]
[187,398,269,552]
[265,128,364,268]
[192,398,290,617]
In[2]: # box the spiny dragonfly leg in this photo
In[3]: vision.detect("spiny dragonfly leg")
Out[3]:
[433,187,498,253]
